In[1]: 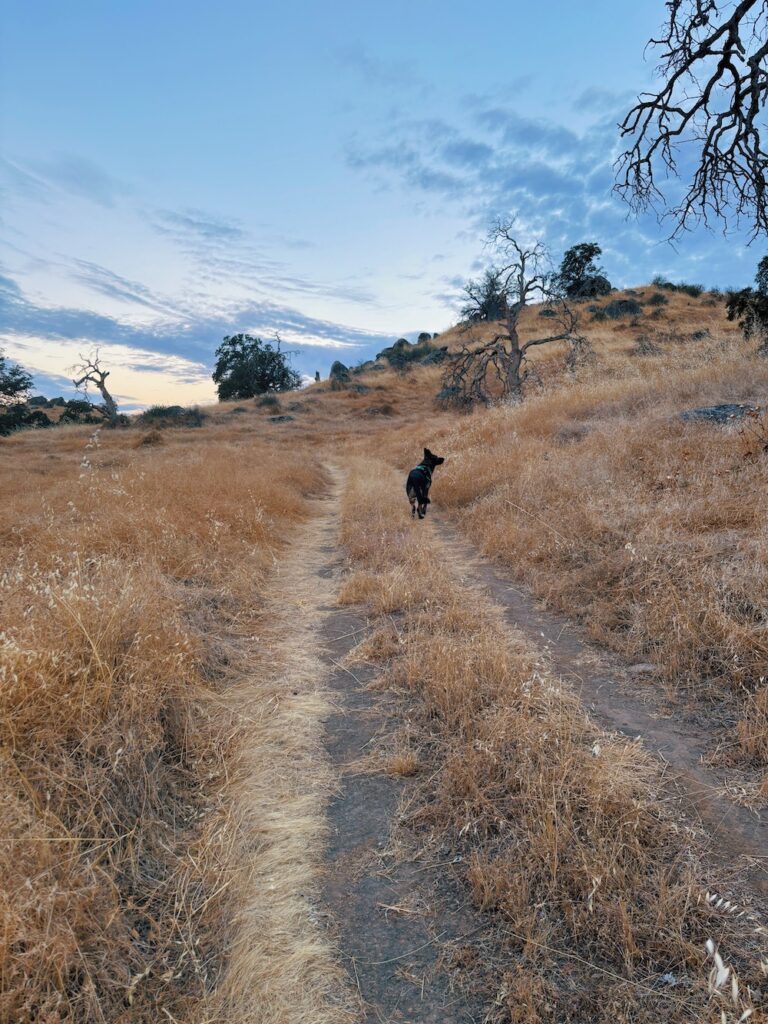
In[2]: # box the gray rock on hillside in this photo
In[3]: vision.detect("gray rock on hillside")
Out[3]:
[680,403,759,424]
[329,360,350,382]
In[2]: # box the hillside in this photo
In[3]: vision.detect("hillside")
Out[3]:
[2,284,768,1023]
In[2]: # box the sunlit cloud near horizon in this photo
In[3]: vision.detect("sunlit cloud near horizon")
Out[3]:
[1,0,760,407]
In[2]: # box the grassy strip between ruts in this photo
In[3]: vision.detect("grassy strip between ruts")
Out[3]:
[337,458,767,1024]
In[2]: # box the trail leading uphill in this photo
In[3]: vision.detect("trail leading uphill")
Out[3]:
[432,513,768,901]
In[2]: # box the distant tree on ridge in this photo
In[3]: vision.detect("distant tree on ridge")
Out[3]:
[555,243,612,299]
[212,334,301,400]
[0,349,33,405]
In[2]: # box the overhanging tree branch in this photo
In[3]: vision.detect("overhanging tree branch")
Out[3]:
[616,0,768,238]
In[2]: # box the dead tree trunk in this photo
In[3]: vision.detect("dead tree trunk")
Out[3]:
[439,223,583,408]
[72,352,119,427]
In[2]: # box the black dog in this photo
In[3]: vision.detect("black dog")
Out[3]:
[406,448,445,519]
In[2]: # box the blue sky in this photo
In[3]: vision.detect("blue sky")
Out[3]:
[0,0,760,408]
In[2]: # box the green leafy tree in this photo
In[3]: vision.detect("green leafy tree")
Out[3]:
[460,268,510,323]
[555,243,612,299]
[726,255,768,355]
[0,349,33,405]
[212,334,301,400]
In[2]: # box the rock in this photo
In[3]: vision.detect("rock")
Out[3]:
[329,360,351,390]
[627,663,657,675]
[268,414,295,423]
[420,346,449,365]
[680,403,759,424]
[329,360,350,382]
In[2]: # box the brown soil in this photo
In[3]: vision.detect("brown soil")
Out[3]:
[432,512,768,905]
[317,483,489,1022]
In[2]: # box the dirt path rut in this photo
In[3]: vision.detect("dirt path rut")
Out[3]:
[433,513,768,903]
[317,471,487,1022]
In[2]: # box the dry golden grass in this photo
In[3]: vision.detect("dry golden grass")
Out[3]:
[4,280,766,1020]
[337,460,766,1023]
[213,490,355,1024]
[0,422,329,1021]
[425,331,768,762]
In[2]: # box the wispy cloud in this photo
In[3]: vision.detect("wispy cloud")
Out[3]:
[0,270,393,388]
[346,97,756,288]
[68,258,183,316]
[148,204,378,306]
[335,44,430,95]
[154,207,246,243]
[30,155,130,207]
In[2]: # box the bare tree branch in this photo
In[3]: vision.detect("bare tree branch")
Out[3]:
[616,0,768,238]
[71,350,119,426]
[439,224,584,407]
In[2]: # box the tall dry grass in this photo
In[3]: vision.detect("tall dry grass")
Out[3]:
[414,332,768,764]
[337,460,765,1023]
[0,423,326,1021]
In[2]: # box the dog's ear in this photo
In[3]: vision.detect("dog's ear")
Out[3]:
[424,447,432,460]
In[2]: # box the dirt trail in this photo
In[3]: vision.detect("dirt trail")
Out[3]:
[432,513,768,903]
[317,469,487,1023]
[226,467,482,1022]
[235,469,767,1020]
[218,475,352,1023]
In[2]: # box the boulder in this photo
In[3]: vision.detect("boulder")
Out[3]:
[329,361,351,389]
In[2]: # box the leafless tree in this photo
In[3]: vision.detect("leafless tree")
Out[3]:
[72,351,119,426]
[616,1,768,238]
[439,223,585,407]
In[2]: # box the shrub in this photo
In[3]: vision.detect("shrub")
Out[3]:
[648,292,668,306]
[678,282,705,297]
[650,276,704,297]
[603,298,643,319]
[435,385,475,411]
[0,406,51,435]
[633,334,661,356]
[652,275,676,290]
[591,309,608,322]
[364,403,396,416]
[726,256,768,354]
[257,394,281,409]
[136,405,206,428]
[376,337,441,371]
